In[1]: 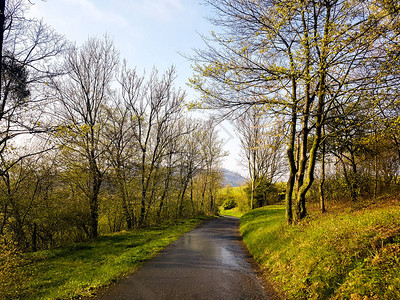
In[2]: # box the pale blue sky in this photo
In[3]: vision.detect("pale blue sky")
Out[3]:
[29,0,212,83]
[28,0,245,175]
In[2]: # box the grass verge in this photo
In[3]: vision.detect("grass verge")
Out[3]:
[19,218,206,299]
[240,204,400,299]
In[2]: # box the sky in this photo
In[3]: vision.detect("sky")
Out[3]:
[27,0,246,176]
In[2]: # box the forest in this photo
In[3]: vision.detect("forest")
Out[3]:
[0,0,226,253]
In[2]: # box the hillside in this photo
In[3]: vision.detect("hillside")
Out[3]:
[240,203,400,299]
[222,168,247,187]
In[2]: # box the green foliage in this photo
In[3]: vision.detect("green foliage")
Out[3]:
[307,172,400,205]
[218,186,249,212]
[0,242,26,299]
[337,244,400,299]
[240,205,400,299]
[19,218,206,300]
[221,197,236,210]
[244,178,283,208]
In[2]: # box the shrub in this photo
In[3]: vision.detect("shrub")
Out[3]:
[222,197,237,210]
[0,242,26,299]
[244,177,283,208]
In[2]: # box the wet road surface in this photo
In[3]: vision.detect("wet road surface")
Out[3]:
[97,217,273,299]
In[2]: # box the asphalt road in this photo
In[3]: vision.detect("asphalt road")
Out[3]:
[97,217,274,300]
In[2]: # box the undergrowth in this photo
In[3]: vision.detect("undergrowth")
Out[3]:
[240,204,400,299]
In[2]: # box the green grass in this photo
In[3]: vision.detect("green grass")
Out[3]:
[240,205,400,299]
[219,207,245,218]
[20,218,206,299]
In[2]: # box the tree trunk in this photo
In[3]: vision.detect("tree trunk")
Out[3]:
[115,162,133,230]
[319,131,326,213]
[200,181,207,210]
[32,222,37,252]
[190,176,195,214]
[350,151,358,202]
[285,79,298,225]
[294,3,331,222]
[12,207,27,250]
[89,159,102,238]
[285,110,297,224]
[178,169,191,217]
[89,188,100,238]
[0,202,7,235]
[157,170,172,221]
[139,151,147,227]
[250,178,255,210]
[120,183,133,230]
[294,8,313,221]
[0,0,5,99]
[374,128,378,200]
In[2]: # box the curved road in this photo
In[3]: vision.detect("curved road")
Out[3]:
[97,217,274,299]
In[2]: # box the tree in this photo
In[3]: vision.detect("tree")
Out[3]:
[104,96,139,229]
[53,36,119,238]
[189,0,314,223]
[197,119,226,214]
[191,0,400,223]
[0,0,65,249]
[235,108,286,209]
[119,65,185,226]
[0,0,65,175]
[173,119,200,217]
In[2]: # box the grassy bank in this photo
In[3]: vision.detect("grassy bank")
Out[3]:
[18,218,206,300]
[240,204,400,299]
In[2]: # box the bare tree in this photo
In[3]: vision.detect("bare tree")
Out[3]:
[197,119,226,214]
[236,108,286,208]
[53,36,119,238]
[104,97,139,229]
[0,0,65,175]
[119,65,185,226]
[0,0,65,248]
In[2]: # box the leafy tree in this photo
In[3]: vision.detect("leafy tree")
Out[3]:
[244,176,280,208]
[191,0,400,223]
[221,197,236,210]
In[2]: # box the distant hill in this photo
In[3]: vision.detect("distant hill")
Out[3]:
[222,168,247,187]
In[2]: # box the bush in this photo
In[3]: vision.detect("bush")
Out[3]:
[244,177,283,208]
[221,197,237,210]
[0,242,26,299]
